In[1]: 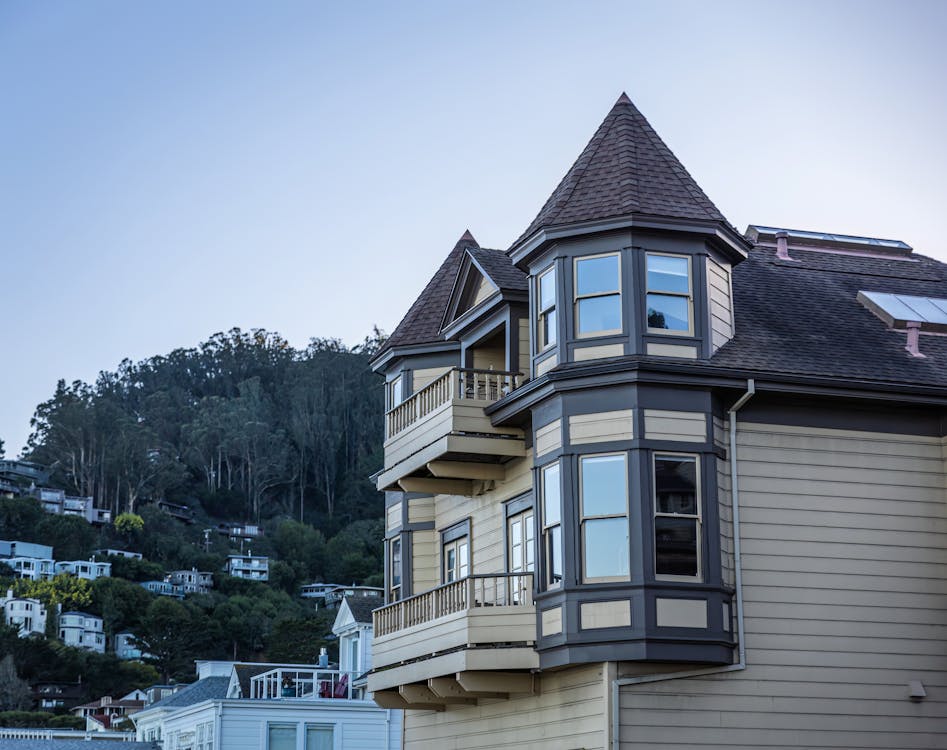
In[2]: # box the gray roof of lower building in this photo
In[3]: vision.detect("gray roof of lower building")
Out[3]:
[137,676,230,712]
[0,741,158,750]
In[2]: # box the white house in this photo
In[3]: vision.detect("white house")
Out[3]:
[8,556,55,581]
[168,568,213,594]
[55,558,112,580]
[130,600,401,750]
[1,590,47,636]
[59,610,105,653]
[225,553,268,581]
[115,631,146,660]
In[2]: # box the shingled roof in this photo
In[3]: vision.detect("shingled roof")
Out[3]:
[513,93,727,248]
[344,594,383,624]
[373,230,479,361]
[467,247,528,293]
[710,243,947,387]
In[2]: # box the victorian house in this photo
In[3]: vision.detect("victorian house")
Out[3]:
[366,94,947,748]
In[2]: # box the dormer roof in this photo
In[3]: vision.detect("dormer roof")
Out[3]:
[512,93,731,251]
[442,247,529,332]
[372,230,479,365]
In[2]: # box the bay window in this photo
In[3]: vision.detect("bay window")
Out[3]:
[575,253,622,337]
[537,266,558,350]
[541,462,562,588]
[653,454,701,579]
[646,253,692,334]
[579,453,630,581]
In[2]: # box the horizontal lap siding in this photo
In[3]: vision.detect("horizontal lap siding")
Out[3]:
[405,663,605,749]
[620,421,947,749]
[707,258,732,351]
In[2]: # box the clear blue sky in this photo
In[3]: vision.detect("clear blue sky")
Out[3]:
[2,0,946,456]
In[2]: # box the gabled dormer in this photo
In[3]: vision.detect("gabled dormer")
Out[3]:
[508,93,751,374]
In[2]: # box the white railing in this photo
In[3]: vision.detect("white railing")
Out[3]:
[386,368,524,439]
[373,572,534,637]
[0,729,137,741]
[250,667,357,701]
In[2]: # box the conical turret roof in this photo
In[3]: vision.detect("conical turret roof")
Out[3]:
[513,93,727,248]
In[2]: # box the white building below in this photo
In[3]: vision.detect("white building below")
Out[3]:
[1,590,47,636]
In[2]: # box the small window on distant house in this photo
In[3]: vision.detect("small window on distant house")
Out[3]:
[646,254,692,334]
[537,266,558,350]
[575,253,622,337]
[653,454,701,579]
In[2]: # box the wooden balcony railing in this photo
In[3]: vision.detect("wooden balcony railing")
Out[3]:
[373,572,534,637]
[385,368,524,439]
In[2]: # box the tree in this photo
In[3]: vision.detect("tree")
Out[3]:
[266,612,336,663]
[133,598,198,681]
[90,577,152,638]
[0,655,31,711]
[324,519,384,583]
[114,512,144,536]
[15,574,92,612]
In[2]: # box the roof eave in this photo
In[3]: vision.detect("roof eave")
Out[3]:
[370,340,461,373]
[508,212,750,268]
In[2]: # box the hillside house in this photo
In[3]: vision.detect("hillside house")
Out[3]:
[54,559,111,581]
[1,590,47,636]
[225,553,268,581]
[59,611,105,653]
[366,94,947,749]
[34,487,111,524]
[168,568,213,594]
[7,556,55,581]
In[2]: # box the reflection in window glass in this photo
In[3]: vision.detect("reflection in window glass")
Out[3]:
[579,454,629,580]
[654,455,700,578]
[575,254,622,336]
[268,723,297,750]
[538,267,557,349]
[646,254,691,334]
[305,725,334,750]
[542,462,562,587]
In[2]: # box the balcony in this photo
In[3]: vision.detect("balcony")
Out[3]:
[250,667,361,701]
[368,573,538,703]
[377,368,526,492]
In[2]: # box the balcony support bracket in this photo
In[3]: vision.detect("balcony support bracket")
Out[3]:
[456,670,536,696]
[398,477,473,495]
[427,461,506,481]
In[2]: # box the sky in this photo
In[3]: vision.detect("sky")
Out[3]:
[2,0,946,456]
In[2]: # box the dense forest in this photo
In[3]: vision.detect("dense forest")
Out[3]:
[26,327,385,531]
[0,328,389,706]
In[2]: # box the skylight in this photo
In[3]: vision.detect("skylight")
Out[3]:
[753,226,912,251]
[857,291,947,332]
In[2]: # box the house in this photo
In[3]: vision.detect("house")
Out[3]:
[8,556,55,581]
[0,540,54,559]
[71,692,146,731]
[140,580,184,598]
[156,499,195,523]
[54,559,111,581]
[1,590,47,636]
[59,611,105,653]
[33,487,111,524]
[114,631,146,660]
[168,568,213,594]
[366,94,947,748]
[31,680,83,711]
[129,602,401,749]
[94,548,142,560]
[299,582,337,601]
[224,552,268,581]
[217,523,263,541]
[319,585,383,611]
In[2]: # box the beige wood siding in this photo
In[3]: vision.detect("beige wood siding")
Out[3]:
[643,409,707,442]
[518,319,530,376]
[619,421,947,749]
[535,419,563,458]
[411,528,438,595]
[707,257,733,352]
[472,342,506,371]
[412,367,451,393]
[408,495,435,525]
[581,600,631,629]
[574,343,624,361]
[569,410,634,445]
[403,663,607,749]
[536,353,558,376]
[646,342,697,359]
[386,501,402,533]
[472,275,497,307]
[542,605,563,636]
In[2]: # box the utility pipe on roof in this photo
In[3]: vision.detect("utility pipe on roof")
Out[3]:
[609,379,755,750]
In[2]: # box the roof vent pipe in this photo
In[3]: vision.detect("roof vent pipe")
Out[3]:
[905,321,925,358]
[775,231,793,261]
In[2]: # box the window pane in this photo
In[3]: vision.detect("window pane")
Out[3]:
[268,724,297,750]
[576,255,619,296]
[647,294,690,331]
[581,455,626,516]
[542,463,561,526]
[446,547,456,581]
[459,542,469,578]
[655,516,698,576]
[584,518,629,578]
[390,377,403,406]
[391,538,401,586]
[647,255,689,294]
[539,269,556,310]
[542,308,558,346]
[577,295,621,334]
[655,456,697,514]
[548,525,562,583]
[306,725,334,750]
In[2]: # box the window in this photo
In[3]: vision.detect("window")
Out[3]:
[388,536,402,601]
[654,454,701,579]
[646,253,692,334]
[268,723,297,750]
[349,635,360,674]
[508,508,534,602]
[575,253,622,336]
[306,725,334,750]
[389,375,404,408]
[537,266,557,350]
[579,454,630,581]
[443,537,469,582]
[541,462,562,588]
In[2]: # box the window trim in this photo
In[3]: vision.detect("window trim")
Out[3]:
[536,265,558,352]
[266,721,298,750]
[388,536,402,602]
[304,724,335,750]
[573,252,623,338]
[540,461,563,589]
[652,452,702,582]
[440,519,471,584]
[579,452,631,583]
[645,252,694,337]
